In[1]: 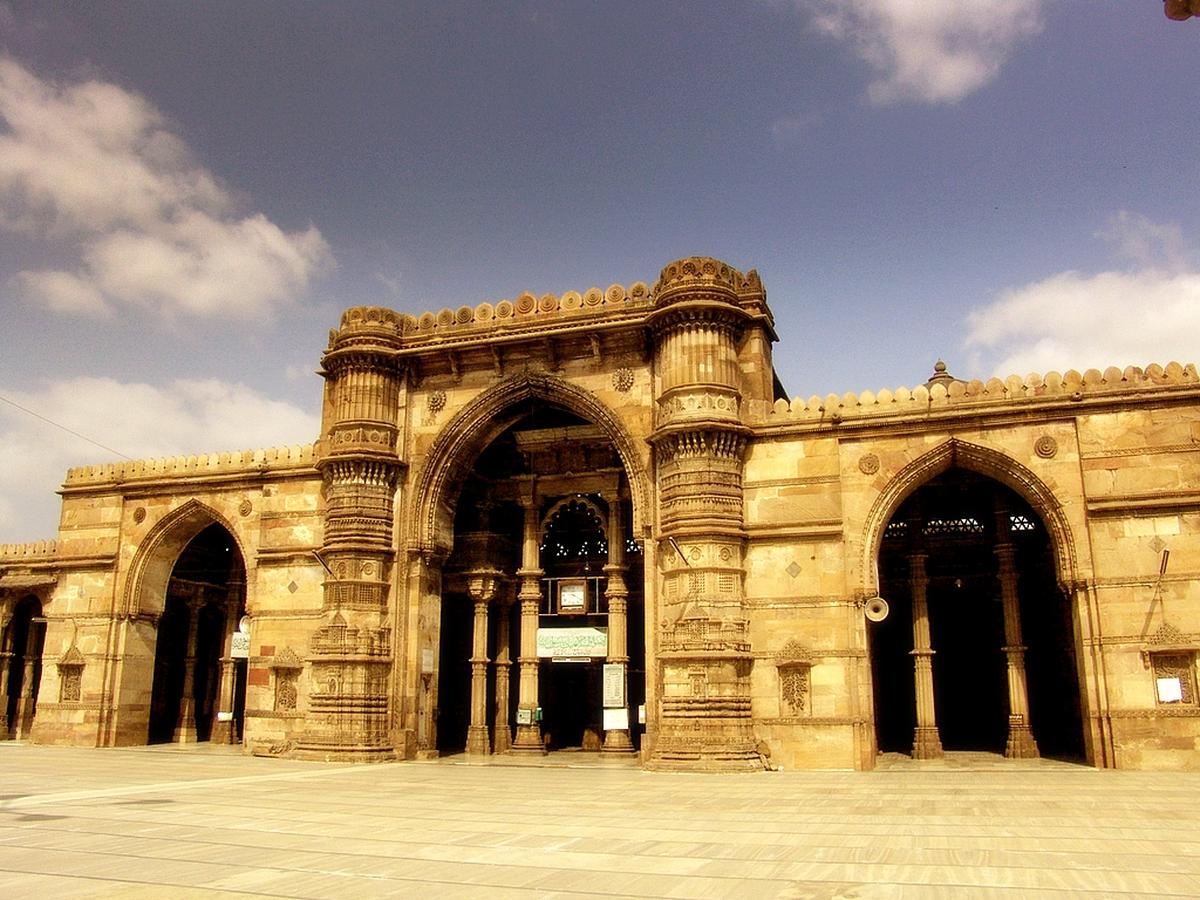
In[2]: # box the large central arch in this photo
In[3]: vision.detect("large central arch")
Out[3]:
[859,439,1090,763]
[859,439,1080,595]
[410,373,652,556]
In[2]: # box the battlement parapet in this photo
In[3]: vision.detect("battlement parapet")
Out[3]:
[62,444,317,488]
[0,540,58,561]
[765,362,1200,423]
[329,281,654,349]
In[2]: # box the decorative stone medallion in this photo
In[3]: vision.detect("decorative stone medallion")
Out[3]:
[1034,435,1058,459]
[132,506,146,523]
[612,367,634,392]
[428,390,446,413]
[858,453,880,475]
[239,499,253,516]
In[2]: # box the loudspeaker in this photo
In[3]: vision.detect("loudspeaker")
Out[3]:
[863,596,889,622]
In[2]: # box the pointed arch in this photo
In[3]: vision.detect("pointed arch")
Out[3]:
[541,495,609,536]
[409,373,651,555]
[122,499,247,618]
[859,438,1079,595]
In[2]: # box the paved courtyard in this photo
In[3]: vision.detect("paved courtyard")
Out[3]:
[0,743,1197,898]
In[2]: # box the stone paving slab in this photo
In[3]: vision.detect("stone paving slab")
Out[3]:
[1,743,1199,898]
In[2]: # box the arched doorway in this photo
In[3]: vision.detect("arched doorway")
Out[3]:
[148,523,247,744]
[3,595,45,739]
[434,404,646,756]
[869,469,1085,760]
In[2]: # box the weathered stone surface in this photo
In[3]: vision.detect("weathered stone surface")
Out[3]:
[3,256,1199,771]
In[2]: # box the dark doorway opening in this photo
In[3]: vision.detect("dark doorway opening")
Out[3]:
[4,595,45,738]
[870,469,1085,760]
[148,523,246,744]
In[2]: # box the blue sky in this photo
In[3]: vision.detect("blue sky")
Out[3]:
[1,1,1197,543]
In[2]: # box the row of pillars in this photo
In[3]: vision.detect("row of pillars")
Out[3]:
[168,584,245,744]
[907,504,1039,759]
[0,613,44,740]
[463,497,634,755]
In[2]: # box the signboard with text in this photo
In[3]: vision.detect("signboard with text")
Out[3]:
[230,632,250,659]
[536,626,608,659]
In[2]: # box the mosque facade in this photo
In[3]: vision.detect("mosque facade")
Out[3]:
[2,256,1199,770]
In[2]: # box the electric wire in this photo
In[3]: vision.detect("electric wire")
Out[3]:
[0,392,134,460]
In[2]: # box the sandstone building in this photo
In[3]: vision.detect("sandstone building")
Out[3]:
[2,257,1199,770]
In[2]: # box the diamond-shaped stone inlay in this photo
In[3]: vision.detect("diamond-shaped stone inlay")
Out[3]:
[786,561,801,579]
[1149,537,1166,554]
[287,581,299,594]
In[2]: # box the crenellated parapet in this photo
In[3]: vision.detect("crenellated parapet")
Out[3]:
[327,282,653,348]
[0,540,58,561]
[61,445,317,490]
[761,362,1200,427]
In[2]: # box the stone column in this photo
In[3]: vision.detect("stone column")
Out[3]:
[511,496,545,753]
[211,597,239,744]
[994,506,1039,758]
[492,595,514,754]
[0,651,11,738]
[465,571,499,756]
[14,617,44,740]
[173,596,202,744]
[602,496,635,753]
[646,257,763,771]
[0,604,11,737]
[301,308,406,761]
[909,551,943,759]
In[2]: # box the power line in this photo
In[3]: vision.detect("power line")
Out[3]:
[0,393,134,460]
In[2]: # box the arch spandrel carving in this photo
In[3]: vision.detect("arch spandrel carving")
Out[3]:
[409,373,651,556]
[856,438,1081,596]
[121,498,248,619]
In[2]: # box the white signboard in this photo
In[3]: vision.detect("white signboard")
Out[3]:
[603,707,629,731]
[1157,676,1183,703]
[230,632,250,659]
[536,626,608,659]
[603,663,625,707]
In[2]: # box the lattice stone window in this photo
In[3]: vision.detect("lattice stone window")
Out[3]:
[57,647,85,703]
[779,667,810,715]
[1152,652,1196,706]
[776,639,814,717]
[271,647,304,713]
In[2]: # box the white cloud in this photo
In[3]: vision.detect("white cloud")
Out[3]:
[0,377,320,543]
[0,56,332,319]
[796,0,1043,104]
[1095,210,1190,273]
[965,213,1200,377]
[14,269,111,316]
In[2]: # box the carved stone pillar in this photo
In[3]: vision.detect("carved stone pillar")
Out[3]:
[909,551,943,759]
[646,257,765,771]
[994,506,1039,759]
[173,597,202,744]
[301,308,406,760]
[14,616,44,740]
[0,651,11,737]
[0,603,12,736]
[602,496,634,753]
[511,497,545,753]
[211,593,240,745]
[465,570,500,755]
[492,595,514,754]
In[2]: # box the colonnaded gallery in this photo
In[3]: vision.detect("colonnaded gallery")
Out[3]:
[2,257,1199,771]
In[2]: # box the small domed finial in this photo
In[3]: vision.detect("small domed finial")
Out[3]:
[926,359,955,387]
